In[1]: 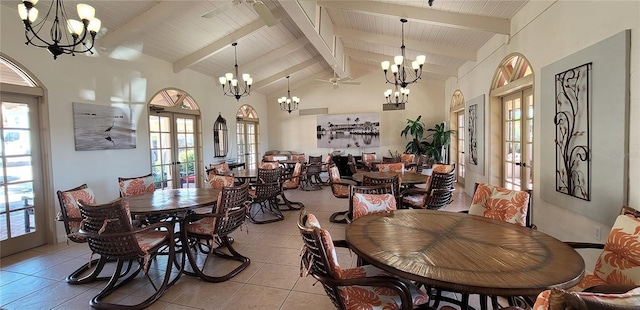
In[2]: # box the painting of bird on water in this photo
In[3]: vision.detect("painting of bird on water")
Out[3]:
[73,102,136,151]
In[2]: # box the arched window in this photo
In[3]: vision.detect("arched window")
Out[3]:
[148,88,201,189]
[235,105,259,169]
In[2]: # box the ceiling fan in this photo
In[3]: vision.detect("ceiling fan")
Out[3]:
[314,69,361,89]
[201,0,278,27]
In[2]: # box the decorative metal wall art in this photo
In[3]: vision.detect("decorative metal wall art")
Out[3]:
[554,62,591,201]
[468,104,478,165]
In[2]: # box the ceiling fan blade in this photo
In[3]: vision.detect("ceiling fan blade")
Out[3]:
[314,79,331,83]
[202,2,237,18]
[252,1,278,27]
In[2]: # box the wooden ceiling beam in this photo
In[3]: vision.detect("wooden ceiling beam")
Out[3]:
[252,56,323,90]
[344,48,457,77]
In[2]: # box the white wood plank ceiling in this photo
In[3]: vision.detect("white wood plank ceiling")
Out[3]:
[5,0,527,97]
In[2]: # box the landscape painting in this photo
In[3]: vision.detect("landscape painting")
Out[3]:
[316,113,380,148]
[73,102,136,151]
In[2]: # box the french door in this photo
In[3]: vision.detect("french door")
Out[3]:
[149,112,199,189]
[236,119,259,169]
[0,92,45,255]
[456,111,465,185]
[503,88,533,191]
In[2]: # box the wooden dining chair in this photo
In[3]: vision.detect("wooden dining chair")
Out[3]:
[78,197,182,309]
[181,181,251,282]
[297,209,430,310]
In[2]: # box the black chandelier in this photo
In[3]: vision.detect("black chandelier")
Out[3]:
[384,85,410,107]
[278,76,300,114]
[18,0,101,60]
[381,19,426,88]
[219,42,252,101]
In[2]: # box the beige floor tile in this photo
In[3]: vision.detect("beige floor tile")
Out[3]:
[280,290,335,310]
[222,284,289,310]
[171,280,244,309]
[267,247,303,267]
[247,263,300,290]
[292,274,327,295]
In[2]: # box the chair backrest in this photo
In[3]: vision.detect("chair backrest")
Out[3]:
[377,162,404,173]
[258,167,280,183]
[362,152,376,163]
[328,165,350,198]
[347,154,358,175]
[401,153,415,165]
[209,162,230,174]
[291,153,305,162]
[259,161,279,169]
[56,184,96,243]
[118,173,155,197]
[283,162,303,189]
[349,184,396,221]
[469,182,531,227]
[298,210,344,309]
[591,210,640,286]
[208,174,235,190]
[211,181,250,236]
[415,154,428,173]
[362,174,401,198]
[77,198,142,260]
[382,156,399,163]
[308,155,322,164]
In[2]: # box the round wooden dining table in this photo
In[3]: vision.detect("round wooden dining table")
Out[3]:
[345,209,585,297]
[124,188,220,216]
[351,171,428,185]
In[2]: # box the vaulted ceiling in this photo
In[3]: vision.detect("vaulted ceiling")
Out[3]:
[6,0,528,96]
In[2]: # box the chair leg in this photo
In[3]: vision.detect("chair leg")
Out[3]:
[183,234,251,283]
[248,200,284,224]
[329,210,349,224]
[67,256,136,285]
[277,191,304,211]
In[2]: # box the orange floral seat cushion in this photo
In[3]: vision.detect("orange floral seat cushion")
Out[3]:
[119,175,155,197]
[533,287,640,309]
[377,163,404,173]
[352,193,397,220]
[291,154,305,162]
[135,230,169,253]
[432,164,455,174]
[401,154,415,165]
[362,153,377,169]
[283,162,302,189]
[572,214,640,291]
[469,183,530,227]
[185,192,226,235]
[329,166,350,198]
[402,194,426,209]
[208,174,234,190]
[209,162,230,174]
[259,161,279,169]
[309,215,428,309]
[60,187,96,234]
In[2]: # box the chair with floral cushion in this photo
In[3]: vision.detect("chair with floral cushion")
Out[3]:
[259,161,280,169]
[564,206,640,293]
[401,164,456,210]
[278,161,304,211]
[328,164,357,224]
[362,174,402,207]
[468,182,533,228]
[56,184,119,284]
[181,181,251,282]
[361,152,377,171]
[401,153,416,170]
[349,184,397,222]
[298,209,430,310]
[532,286,640,310]
[78,197,182,309]
[291,153,306,162]
[248,168,283,224]
[377,162,405,173]
[118,173,155,197]
[209,162,231,175]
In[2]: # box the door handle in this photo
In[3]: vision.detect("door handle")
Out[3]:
[515,162,527,167]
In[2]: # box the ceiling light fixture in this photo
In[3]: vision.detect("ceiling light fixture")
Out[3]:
[381,19,426,88]
[219,42,252,101]
[384,85,409,107]
[17,0,101,59]
[278,76,299,114]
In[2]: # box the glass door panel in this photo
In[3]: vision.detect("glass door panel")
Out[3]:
[456,111,465,185]
[236,120,259,169]
[502,88,533,191]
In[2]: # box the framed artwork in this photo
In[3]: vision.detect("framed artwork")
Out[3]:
[72,102,136,151]
[466,94,485,175]
[316,113,380,148]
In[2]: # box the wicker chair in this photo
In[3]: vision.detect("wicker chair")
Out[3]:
[401,164,456,210]
[362,174,402,208]
[327,164,357,224]
[181,181,251,282]
[248,168,283,224]
[278,162,304,211]
[297,209,430,310]
[78,198,182,309]
[56,184,125,284]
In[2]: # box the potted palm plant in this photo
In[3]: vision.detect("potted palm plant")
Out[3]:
[401,116,455,172]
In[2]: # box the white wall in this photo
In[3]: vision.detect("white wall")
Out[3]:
[445,0,640,258]
[265,69,446,158]
[0,6,269,241]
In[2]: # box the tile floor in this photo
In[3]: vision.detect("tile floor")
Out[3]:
[0,183,475,310]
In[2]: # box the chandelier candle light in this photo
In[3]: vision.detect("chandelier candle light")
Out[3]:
[278,76,299,114]
[384,85,410,107]
[381,19,426,88]
[219,42,252,101]
[18,0,101,59]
